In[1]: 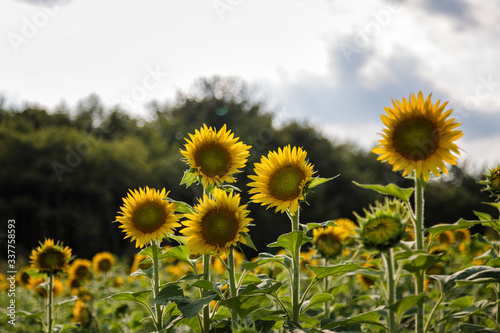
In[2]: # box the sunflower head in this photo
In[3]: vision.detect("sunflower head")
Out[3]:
[480,165,500,201]
[16,267,32,288]
[31,278,64,298]
[312,220,356,259]
[248,145,315,214]
[454,228,471,244]
[372,92,463,182]
[68,259,92,281]
[181,124,251,187]
[30,239,72,275]
[182,187,252,256]
[116,187,180,248]
[356,199,406,251]
[92,252,115,274]
[72,299,92,326]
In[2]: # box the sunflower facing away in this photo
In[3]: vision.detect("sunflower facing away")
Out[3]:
[30,238,72,275]
[182,187,252,255]
[181,124,251,187]
[116,187,180,248]
[372,92,463,182]
[248,145,315,214]
[92,252,116,274]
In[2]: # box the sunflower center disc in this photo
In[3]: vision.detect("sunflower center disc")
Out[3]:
[268,165,305,201]
[365,217,399,244]
[39,249,65,270]
[392,116,439,161]
[317,234,342,257]
[75,266,89,279]
[132,202,166,233]
[201,209,239,247]
[195,143,231,177]
[98,259,111,272]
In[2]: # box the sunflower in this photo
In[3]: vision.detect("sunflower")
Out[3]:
[480,165,500,201]
[299,248,319,276]
[116,186,180,248]
[30,239,72,275]
[182,188,252,255]
[356,199,406,251]
[248,145,315,214]
[181,124,251,187]
[72,299,91,326]
[68,259,92,281]
[131,253,152,274]
[30,278,64,298]
[92,252,115,274]
[16,267,32,288]
[372,92,462,182]
[312,226,344,258]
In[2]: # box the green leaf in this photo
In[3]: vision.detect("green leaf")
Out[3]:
[109,290,152,308]
[450,296,474,310]
[53,324,79,333]
[243,252,284,271]
[456,267,500,286]
[130,267,154,279]
[268,231,312,258]
[180,168,199,188]
[190,280,222,294]
[251,308,286,322]
[25,268,46,279]
[432,266,495,294]
[167,199,196,214]
[302,220,337,233]
[388,293,426,319]
[459,324,499,333]
[450,300,491,319]
[306,175,340,190]
[401,252,446,276]
[162,246,196,270]
[301,293,333,313]
[154,284,184,305]
[321,308,386,329]
[427,219,483,241]
[474,210,493,221]
[220,294,272,319]
[17,310,44,319]
[239,279,282,296]
[352,181,414,202]
[170,293,217,319]
[55,296,78,307]
[308,263,361,279]
[241,233,258,252]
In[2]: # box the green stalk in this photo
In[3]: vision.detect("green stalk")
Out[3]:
[228,247,239,330]
[290,209,301,323]
[415,177,425,333]
[323,258,330,319]
[383,249,397,333]
[496,284,500,328]
[202,253,211,332]
[152,243,163,330]
[47,274,54,333]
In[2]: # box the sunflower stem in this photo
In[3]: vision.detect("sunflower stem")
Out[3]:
[151,243,163,331]
[202,253,211,333]
[290,209,301,323]
[383,249,397,333]
[228,247,239,330]
[415,177,425,333]
[47,274,54,333]
[323,258,330,319]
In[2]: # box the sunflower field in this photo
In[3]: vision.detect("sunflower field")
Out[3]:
[2,91,500,333]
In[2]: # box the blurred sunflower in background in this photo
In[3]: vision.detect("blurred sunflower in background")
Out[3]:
[68,259,92,281]
[92,252,115,275]
[181,124,251,186]
[116,186,180,248]
[372,92,462,181]
[248,145,315,214]
[182,188,252,255]
[30,238,72,275]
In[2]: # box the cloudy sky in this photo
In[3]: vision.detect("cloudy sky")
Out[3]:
[1,0,499,170]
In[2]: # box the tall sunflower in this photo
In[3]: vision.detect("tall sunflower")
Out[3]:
[182,188,252,255]
[372,92,462,181]
[248,145,315,214]
[30,239,72,275]
[181,124,251,186]
[116,187,180,248]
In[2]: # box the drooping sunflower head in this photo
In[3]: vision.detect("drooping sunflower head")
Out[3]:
[248,145,315,214]
[372,92,463,182]
[92,252,115,274]
[480,164,500,201]
[68,259,92,281]
[116,187,180,248]
[181,124,251,187]
[182,188,252,256]
[30,239,72,275]
[356,199,406,251]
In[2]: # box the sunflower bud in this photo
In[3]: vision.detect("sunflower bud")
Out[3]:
[480,165,500,201]
[356,199,406,251]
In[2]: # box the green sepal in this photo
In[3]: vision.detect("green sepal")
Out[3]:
[306,175,340,191]
[180,168,200,188]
